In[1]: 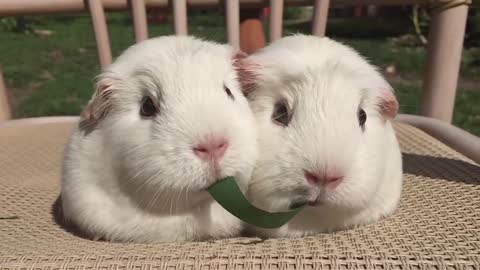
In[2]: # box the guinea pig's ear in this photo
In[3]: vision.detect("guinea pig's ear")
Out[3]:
[81,75,117,123]
[232,51,260,98]
[377,87,399,120]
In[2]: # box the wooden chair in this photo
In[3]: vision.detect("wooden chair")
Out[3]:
[0,1,479,269]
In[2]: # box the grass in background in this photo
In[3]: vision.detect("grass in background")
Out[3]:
[0,11,479,135]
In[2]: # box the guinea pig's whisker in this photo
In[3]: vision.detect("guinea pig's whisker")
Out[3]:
[151,184,175,212]
[118,152,156,189]
[147,187,163,211]
[121,165,149,189]
[184,186,190,209]
[174,188,183,213]
[124,143,150,156]
[120,173,143,190]
[138,183,163,209]
[169,191,175,214]
[123,164,148,183]
[131,167,164,198]
[272,112,288,122]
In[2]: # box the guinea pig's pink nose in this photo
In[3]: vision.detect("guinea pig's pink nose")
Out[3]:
[304,170,343,188]
[193,138,229,162]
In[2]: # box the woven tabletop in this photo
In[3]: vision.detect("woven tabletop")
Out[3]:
[0,120,479,269]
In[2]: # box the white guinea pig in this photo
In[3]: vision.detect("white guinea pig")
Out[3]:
[241,34,403,238]
[61,36,257,243]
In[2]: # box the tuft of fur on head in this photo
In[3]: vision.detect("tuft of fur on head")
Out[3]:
[61,36,257,242]
[243,34,403,238]
[232,51,261,98]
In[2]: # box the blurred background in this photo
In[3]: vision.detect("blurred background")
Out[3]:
[0,3,479,134]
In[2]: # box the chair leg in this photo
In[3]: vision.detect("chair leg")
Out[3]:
[0,65,12,121]
[421,4,469,123]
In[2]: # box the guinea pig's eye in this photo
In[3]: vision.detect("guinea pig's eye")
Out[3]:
[140,96,158,117]
[272,101,291,127]
[224,86,235,100]
[358,108,367,130]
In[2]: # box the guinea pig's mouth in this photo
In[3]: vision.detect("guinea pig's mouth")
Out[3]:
[289,186,322,209]
[288,189,324,209]
[288,199,318,210]
[195,176,230,192]
[289,200,308,210]
[288,194,318,209]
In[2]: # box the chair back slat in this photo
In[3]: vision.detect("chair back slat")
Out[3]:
[421,4,469,122]
[0,65,11,121]
[173,0,188,35]
[0,0,470,125]
[131,0,149,42]
[87,0,112,68]
[312,0,330,36]
[225,0,240,49]
[269,0,284,42]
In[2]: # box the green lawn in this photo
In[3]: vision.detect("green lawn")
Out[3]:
[1,11,479,135]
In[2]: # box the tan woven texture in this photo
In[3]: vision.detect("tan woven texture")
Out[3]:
[0,121,479,269]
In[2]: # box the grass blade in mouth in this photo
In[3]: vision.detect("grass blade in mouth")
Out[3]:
[208,177,305,229]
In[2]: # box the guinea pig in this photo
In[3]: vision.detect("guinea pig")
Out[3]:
[61,36,257,243]
[239,34,403,238]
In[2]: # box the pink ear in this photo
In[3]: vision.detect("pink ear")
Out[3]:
[378,88,399,119]
[81,77,116,122]
[232,51,259,98]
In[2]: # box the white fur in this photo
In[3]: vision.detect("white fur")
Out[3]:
[61,36,257,243]
[246,35,403,238]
